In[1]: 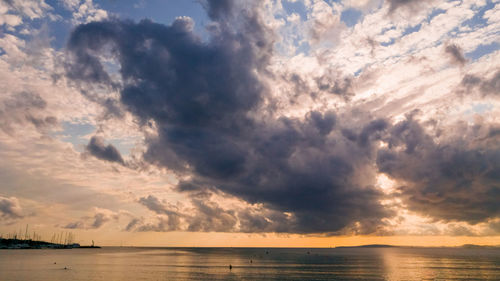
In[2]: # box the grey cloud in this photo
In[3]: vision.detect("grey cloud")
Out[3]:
[316,73,355,99]
[0,196,23,220]
[136,194,237,232]
[91,212,113,228]
[5,91,47,109]
[63,208,119,229]
[138,195,181,217]
[445,224,476,236]
[137,195,183,231]
[187,199,237,232]
[237,207,296,233]
[386,0,433,14]
[377,116,500,225]
[133,194,294,233]
[201,0,234,20]
[134,216,180,232]
[460,70,500,97]
[85,136,124,164]
[66,1,394,234]
[487,220,500,234]
[124,217,141,231]
[25,115,58,129]
[445,44,467,66]
[80,91,125,121]
[281,72,312,104]
[0,92,57,135]
[64,221,85,229]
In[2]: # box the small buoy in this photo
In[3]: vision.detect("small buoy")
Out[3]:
[54,262,56,264]
[229,264,232,270]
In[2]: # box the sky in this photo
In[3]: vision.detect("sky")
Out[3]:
[0,0,499,247]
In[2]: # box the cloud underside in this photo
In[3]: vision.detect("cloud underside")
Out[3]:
[85,136,124,164]
[64,1,500,234]
[0,196,24,220]
[63,208,121,230]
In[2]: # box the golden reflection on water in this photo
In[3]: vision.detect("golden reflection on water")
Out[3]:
[379,247,498,281]
[0,247,499,280]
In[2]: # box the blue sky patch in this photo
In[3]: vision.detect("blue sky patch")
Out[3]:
[402,23,422,37]
[466,42,500,60]
[52,121,95,151]
[461,1,496,29]
[282,0,308,20]
[341,8,362,27]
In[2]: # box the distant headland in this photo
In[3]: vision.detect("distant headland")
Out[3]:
[335,244,500,249]
[1,225,100,249]
[335,244,399,248]
[0,238,100,249]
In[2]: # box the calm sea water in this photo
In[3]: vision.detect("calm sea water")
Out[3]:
[0,247,499,280]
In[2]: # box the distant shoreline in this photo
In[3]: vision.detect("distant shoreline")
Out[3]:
[2,239,498,249]
[93,244,500,249]
[0,238,100,249]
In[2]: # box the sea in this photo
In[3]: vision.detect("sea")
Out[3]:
[0,247,499,280]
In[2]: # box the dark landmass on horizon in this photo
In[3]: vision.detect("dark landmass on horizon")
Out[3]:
[0,238,100,249]
[102,244,500,249]
[335,244,399,248]
[335,244,500,249]
[2,238,498,249]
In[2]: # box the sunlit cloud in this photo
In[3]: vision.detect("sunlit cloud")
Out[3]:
[0,0,498,246]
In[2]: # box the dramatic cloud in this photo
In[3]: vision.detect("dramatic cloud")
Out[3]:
[60,0,500,237]
[0,196,23,220]
[66,5,394,232]
[377,115,500,224]
[85,136,124,164]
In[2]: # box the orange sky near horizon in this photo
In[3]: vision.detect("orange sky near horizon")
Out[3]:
[0,0,499,248]
[3,226,498,248]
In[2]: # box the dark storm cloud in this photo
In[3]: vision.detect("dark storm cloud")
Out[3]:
[0,196,23,220]
[85,136,124,164]
[66,0,395,234]
[445,44,467,66]
[460,70,500,97]
[377,115,500,224]
[66,0,500,234]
